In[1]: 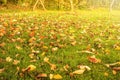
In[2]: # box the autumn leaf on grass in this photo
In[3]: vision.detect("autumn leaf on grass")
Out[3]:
[22,65,36,72]
[6,57,12,62]
[88,55,101,63]
[16,45,22,50]
[36,73,47,79]
[115,46,120,50]
[105,62,120,67]
[77,65,91,71]
[52,47,58,52]
[13,60,20,65]
[63,64,70,71]
[70,69,85,77]
[0,68,5,73]
[50,74,62,80]
[104,72,109,76]
[0,42,5,47]
[113,67,120,71]
[44,57,57,71]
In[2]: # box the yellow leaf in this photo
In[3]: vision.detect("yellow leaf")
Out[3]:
[44,57,49,62]
[49,74,54,79]
[104,72,109,76]
[72,69,85,74]
[115,46,120,50]
[50,64,57,71]
[112,70,117,75]
[27,65,36,71]
[6,57,12,62]
[53,74,63,80]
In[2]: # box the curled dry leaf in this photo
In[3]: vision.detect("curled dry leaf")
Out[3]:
[36,73,47,79]
[52,47,58,52]
[88,55,101,63]
[44,57,49,62]
[13,60,20,65]
[22,65,36,72]
[77,65,91,71]
[0,42,5,47]
[72,69,85,75]
[50,64,57,71]
[63,64,70,71]
[113,67,120,71]
[105,62,120,67]
[6,57,12,62]
[0,68,5,73]
[49,74,54,79]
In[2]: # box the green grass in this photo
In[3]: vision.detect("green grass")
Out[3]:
[0,10,120,80]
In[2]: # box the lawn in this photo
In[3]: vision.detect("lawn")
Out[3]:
[0,10,120,80]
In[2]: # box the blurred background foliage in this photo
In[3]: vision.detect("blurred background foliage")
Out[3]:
[0,0,120,10]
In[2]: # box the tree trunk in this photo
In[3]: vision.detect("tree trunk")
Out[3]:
[110,0,115,11]
[39,0,46,11]
[69,0,74,11]
[33,0,39,11]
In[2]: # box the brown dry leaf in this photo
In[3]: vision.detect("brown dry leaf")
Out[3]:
[22,65,36,72]
[16,46,22,50]
[0,42,5,47]
[113,67,120,71]
[88,55,101,63]
[63,64,70,71]
[105,62,120,67]
[50,64,57,71]
[52,47,58,52]
[112,70,117,75]
[0,68,5,73]
[53,74,63,80]
[72,69,85,75]
[29,53,34,59]
[6,57,12,62]
[13,60,20,65]
[36,73,47,79]
[71,41,76,46]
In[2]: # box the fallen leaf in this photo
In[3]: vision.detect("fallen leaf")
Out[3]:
[63,64,69,71]
[72,69,85,75]
[6,57,12,62]
[113,67,120,71]
[36,73,47,79]
[22,65,36,72]
[104,72,109,76]
[50,64,57,71]
[77,65,91,71]
[53,74,63,80]
[0,68,5,73]
[13,60,20,65]
[0,42,5,47]
[49,74,54,79]
[88,55,101,63]
[112,70,117,75]
[44,57,49,63]
[52,47,58,52]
